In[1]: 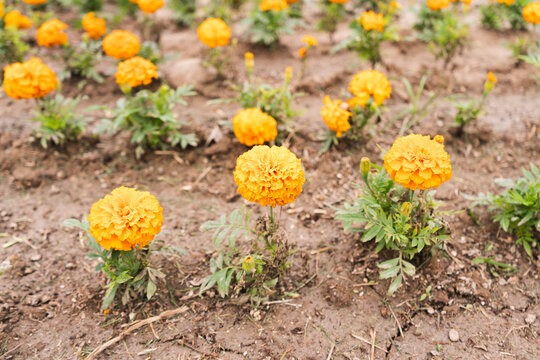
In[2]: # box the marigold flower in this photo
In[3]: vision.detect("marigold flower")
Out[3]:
[234,145,305,207]
[115,56,158,88]
[301,35,318,46]
[360,11,385,32]
[433,135,444,144]
[82,12,107,40]
[245,52,254,70]
[88,187,163,251]
[4,10,32,30]
[23,0,47,4]
[232,108,278,146]
[426,0,450,10]
[298,47,306,58]
[259,0,288,12]
[329,0,349,3]
[0,2,4,18]
[523,2,540,24]
[102,30,141,60]
[137,0,164,14]
[3,57,57,100]
[36,19,68,47]
[348,70,392,108]
[245,52,254,61]
[197,18,231,48]
[321,96,352,138]
[242,255,255,272]
[384,134,452,190]
[491,0,514,5]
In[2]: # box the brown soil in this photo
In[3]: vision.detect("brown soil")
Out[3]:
[1,2,540,360]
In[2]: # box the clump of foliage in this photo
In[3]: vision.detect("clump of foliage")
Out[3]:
[414,6,468,66]
[100,85,198,158]
[200,207,292,306]
[61,37,104,84]
[169,0,197,27]
[243,4,303,47]
[335,158,450,294]
[480,0,530,31]
[0,27,30,64]
[33,93,89,148]
[469,164,540,257]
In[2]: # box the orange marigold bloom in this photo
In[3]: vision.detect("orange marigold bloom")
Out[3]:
[82,12,107,40]
[259,0,288,12]
[3,57,57,99]
[232,108,278,146]
[348,70,392,108]
[36,19,68,47]
[102,30,141,60]
[0,2,4,19]
[234,145,305,207]
[137,0,164,14]
[88,187,163,251]
[301,35,318,46]
[426,0,450,10]
[360,11,385,32]
[384,134,452,190]
[491,0,514,4]
[115,56,158,88]
[4,10,32,30]
[321,96,352,138]
[197,18,231,48]
[329,0,349,3]
[487,71,497,83]
[523,2,540,24]
[298,47,306,58]
[22,0,47,4]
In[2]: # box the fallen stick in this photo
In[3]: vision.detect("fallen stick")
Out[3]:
[351,333,388,353]
[86,305,190,360]
[370,328,376,360]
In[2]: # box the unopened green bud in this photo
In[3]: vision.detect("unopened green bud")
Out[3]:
[401,202,412,217]
[242,255,255,273]
[360,157,371,177]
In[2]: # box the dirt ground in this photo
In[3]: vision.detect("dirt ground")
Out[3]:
[1,1,540,359]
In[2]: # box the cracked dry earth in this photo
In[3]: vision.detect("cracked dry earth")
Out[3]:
[1,2,540,360]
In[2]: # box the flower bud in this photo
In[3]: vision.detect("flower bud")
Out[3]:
[285,66,293,83]
[484,71,497,94]
[434,135,444,144]
[242,255,255,273]
[401,202,412,217]
[244,52,254,72]
[360,157,371,177]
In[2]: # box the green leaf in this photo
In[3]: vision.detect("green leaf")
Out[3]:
[402,260,416,277]
[522,240,533,258]
[146,279,157,300]
[387,274,402,295]
[103,282,119,310]
[377,258,399,269]
[379,265,400,280]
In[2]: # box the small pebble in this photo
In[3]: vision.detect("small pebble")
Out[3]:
[525,314,536,325]
[30,254,42,262]
[449,329,459,342]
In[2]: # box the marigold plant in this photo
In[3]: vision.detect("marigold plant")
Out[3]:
[3,57,90,147]
[481,0,531,30]
[451,71,498,135]
[201,146,305,305]
[336,153,451,295]
[115,56,158,89]
[414,3,468,66]
[384,134,452,190]
[197,18,232,76]
[468,164,540,257]
[317,0,348,40]
[244,0,302,46]
[82,12,107,39]
[4,10,32,30]
[36,19,68,48]
[298,35,317,76]
[232,108,278,146]
[102,30,141,60]
[101,85,198,158]
[65,187,166,310]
